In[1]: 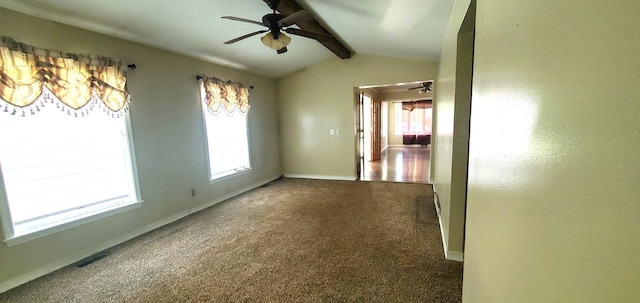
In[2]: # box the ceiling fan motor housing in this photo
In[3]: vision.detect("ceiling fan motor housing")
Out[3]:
[222,1,336,56]
[263,13,285,39]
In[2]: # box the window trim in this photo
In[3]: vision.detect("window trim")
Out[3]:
[3,201,142,247]
[200,99,253,183]
[0,112,143,246]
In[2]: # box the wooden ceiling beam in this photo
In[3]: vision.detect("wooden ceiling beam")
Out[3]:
[262,0,352,59]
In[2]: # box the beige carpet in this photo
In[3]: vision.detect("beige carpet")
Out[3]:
[0,178,463,302]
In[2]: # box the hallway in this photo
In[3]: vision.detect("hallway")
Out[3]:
[362,146,430,183]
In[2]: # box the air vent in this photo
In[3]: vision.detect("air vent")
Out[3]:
[76,251,110,268]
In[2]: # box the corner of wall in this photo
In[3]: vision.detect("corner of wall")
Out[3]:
[433,187,464,262]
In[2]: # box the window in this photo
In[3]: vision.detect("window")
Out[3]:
[199,78,251,181]
[0,36,140,245]
[395,102,432,136]
[201,107,251,180]
[0,101,141,244]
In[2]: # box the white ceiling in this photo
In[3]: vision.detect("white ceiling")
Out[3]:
[0,0,454,78]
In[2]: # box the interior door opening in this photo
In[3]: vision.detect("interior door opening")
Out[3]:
[355,82,434,184]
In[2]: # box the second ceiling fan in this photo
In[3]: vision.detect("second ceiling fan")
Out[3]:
[408,82,433,93]
[222,0,331,54]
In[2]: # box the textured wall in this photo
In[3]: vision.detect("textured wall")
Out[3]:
[388,102,403,146]
[459,0,640,301]
[432,0,473,259]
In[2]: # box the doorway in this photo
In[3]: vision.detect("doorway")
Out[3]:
[355,83,433,183]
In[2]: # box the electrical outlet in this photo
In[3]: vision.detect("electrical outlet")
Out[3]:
[329,129,335,135]
[191,189,196,197]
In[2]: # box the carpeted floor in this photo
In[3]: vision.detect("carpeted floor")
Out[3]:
[0,178,463,302]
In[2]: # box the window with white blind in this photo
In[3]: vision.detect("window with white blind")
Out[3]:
[395,103,433,136]
[201,104,252,181]
[0,107,141,244]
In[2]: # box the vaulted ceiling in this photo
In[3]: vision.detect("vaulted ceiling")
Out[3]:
[0,0,454,78]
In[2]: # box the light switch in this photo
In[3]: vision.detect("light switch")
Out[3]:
[335,129,340,135]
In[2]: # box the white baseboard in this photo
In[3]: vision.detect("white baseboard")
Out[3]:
[432,187,464,262]
[0,212,185,294]
[446,251,464,262]
[0,175,281,294]
[284,174,356,181]
[189,175,281,214]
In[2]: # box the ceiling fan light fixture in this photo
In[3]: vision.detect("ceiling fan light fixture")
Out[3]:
[261,32,291,50]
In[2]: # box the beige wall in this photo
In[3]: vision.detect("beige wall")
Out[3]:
[437,0,640,301]
[379,90,431,102]
[0,8,281,292]
[278,54,438,179]
[387,102,403,146]
[431,0,473,260]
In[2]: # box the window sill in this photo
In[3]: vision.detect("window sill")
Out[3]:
[4,200,143,247]
[209,167,252,184]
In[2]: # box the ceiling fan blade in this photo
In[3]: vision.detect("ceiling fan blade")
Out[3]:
[221,16,265,27]
[408,82,433,91]
[284,28,332,41]
[224,30,268,44]
[279,10,313,26]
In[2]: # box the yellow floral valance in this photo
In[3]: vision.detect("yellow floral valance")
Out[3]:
[200,75,250,115]
[0,36,130,116]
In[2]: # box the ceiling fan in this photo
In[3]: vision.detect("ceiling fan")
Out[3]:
[408,82,433,93]
[222,0,332,54]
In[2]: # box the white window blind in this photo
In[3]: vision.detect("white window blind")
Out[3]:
[395,103,433,135]
[202,108,251,180]
[0,105,139,239]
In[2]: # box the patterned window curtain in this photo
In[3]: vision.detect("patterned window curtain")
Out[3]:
[199,75,250,116]
[402,101,432,145]
[0,36,130,117]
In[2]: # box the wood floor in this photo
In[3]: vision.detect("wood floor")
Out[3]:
[362,146,431,183]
